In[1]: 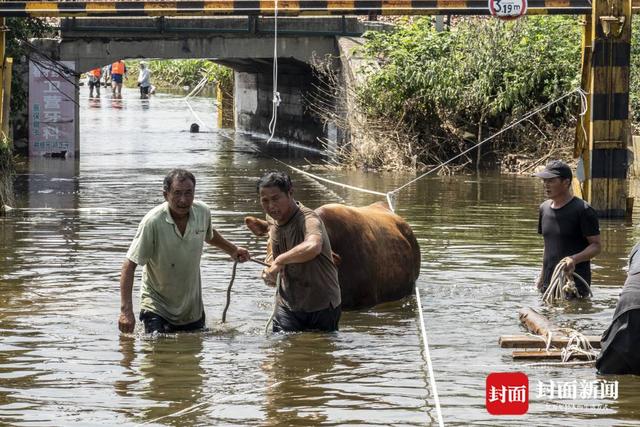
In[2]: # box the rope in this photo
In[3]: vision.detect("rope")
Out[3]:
[221,258,271,323]
[391,88,587,194]
[251,88,586,214]
[221,260,239,323]
[542,257,591,304]
[183,74,215,131]
[266,0,281,144]
[265,272,281,334]
[560,330,598,362]
[415,287,444,427]
[521,329,598,364]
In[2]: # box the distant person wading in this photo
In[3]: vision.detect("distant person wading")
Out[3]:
[137,61,152,99]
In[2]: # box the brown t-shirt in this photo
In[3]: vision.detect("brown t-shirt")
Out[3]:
[269,203,341,312]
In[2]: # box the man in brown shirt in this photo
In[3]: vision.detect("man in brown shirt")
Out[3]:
[257,171,341,332]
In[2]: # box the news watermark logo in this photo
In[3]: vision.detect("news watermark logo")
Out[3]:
[486,372,619,415]
[486,372,529,415]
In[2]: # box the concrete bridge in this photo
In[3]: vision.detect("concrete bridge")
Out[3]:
[33,16,377,146]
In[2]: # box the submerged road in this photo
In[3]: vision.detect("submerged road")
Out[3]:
[1,87,639,425]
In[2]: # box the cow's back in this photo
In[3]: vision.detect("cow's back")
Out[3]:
[316,202,420,310]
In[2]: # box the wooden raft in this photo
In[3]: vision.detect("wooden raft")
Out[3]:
[497,307,602,360]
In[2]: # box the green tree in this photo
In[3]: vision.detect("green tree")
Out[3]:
[356,16,581,169]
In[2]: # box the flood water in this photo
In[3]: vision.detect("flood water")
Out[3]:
[1,87,640,426]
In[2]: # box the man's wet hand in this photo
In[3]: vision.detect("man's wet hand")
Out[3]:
[118,310,135,333]
[234,247,250,263]
[264,260,284,284]
[563,256,576,275]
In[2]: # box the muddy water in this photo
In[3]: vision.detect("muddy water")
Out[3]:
[1,87,639,426]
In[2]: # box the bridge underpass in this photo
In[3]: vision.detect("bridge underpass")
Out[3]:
[30,16,369,146]
[2,0,638,216]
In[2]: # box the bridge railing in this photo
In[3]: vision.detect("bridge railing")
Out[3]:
[0,0,603,17]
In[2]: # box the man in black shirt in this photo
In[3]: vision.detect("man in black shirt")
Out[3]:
[534,160,601,297]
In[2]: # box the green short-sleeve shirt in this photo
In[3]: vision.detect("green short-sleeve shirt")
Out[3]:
[126,200,214,325]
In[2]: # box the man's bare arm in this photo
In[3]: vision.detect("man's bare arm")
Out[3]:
[118,259,137,333]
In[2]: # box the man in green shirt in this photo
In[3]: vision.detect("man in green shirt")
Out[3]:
[257,171,341,332]
[118,169,250,334]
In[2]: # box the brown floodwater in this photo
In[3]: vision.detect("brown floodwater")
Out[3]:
[1,87,640,426]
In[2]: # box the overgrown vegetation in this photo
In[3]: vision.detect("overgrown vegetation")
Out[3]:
[629,20,640,129]
[124,59,233,95]
[0,135,14,212]
[6,17,55,124]
[317,16,586,172]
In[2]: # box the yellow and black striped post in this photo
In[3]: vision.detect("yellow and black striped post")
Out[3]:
[586,0,632,218]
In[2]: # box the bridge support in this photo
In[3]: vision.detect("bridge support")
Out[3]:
[216,82,234,129]
[233,63,327,147]
[576,0,633,218]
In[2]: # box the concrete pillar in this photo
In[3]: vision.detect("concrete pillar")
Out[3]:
[216,82,234,129]
[233,65,326,148]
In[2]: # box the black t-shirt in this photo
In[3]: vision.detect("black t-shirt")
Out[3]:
[538,197,600,296]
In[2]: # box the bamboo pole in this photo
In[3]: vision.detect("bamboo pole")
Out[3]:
[499,334,601,349]
[512,350,596,360]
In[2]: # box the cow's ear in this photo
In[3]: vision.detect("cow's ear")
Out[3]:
[245,216,270,237]
[331,251,342,266]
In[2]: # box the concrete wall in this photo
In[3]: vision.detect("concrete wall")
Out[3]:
[234,62,326,146]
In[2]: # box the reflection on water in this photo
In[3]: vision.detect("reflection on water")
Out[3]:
[1,87,640,425]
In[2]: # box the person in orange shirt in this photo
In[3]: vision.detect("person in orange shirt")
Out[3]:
[88,67,102,98]
[109,60,127,97]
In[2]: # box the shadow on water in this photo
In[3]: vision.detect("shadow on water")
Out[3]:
[116,334,206,426]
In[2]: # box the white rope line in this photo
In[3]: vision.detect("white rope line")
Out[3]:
[561,330,598,362]
[263,150,396,211]
[266,1,281,144]
[183,74,215,131]
[274,160,387,196]
[542,257,592,304]
[254,88,586,214]
[416,287,444,427]
[578,88,588,148]
[392,88,588,194]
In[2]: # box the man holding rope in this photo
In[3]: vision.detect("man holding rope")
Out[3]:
[534,160,601,298]
[256,171,341,333]
[118,169,250,334]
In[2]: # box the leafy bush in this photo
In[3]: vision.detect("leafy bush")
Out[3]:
[355,16,582,170]
[124,59,233,95]
[6,17,54,124]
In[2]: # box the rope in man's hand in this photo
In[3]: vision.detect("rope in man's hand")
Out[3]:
[542,257,591,304]
[221,258,272,324]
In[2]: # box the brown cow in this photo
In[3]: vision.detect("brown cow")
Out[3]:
[245,201,421,310]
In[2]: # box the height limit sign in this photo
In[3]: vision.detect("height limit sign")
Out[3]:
[488,0,527,19]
